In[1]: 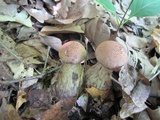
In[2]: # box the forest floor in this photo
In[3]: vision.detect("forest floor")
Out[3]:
[0,0,160,120]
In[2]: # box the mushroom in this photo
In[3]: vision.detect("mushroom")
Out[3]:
[95,41,128,71]
[51,41,87,99]
[85,40,128,101]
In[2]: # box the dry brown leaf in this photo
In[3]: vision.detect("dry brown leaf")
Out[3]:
[57,0,72,19]
[0,98,22,120]
[0,28,17,62]
[147,107,160,120]
[16,90,27,111]
[0,63,13,80]
[24,7,53,23]
[28,89,52,109]
[85,17,110,48]
[133,110,151,120]
[151,28,160,54]
[15,43,43,64]
[40,36,62,51]
[120,102,147,119]
[130,81,150,107]
[23,39,58,66]
[118,65,138,95]
[40,25,84,35]
[67,0,99,19]
[35,97,76,120]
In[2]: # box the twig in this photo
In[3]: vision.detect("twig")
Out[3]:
[0,41,22,62]
[0,65,62,84]
[42,46,51,74]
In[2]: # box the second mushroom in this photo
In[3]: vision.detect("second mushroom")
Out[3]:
[85,40,128,101]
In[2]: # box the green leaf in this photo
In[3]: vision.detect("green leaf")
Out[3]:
[96,0,117,15]
[129,0,160,18]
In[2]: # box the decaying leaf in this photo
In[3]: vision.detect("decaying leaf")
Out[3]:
[120,102,147,119]
[118,65,138,95]
[0,0,32,27]
[0,63,13,80]
[28,89,52,109]
[15,43,43,64]
[77,93,88,112]
[16,90,27,111]
[0,98,22,120]
[24,7,53,23]
[147,107,160,119]
[40,36,62,51]
[130,81,150,107]
[7,61,38,89]
[35,97,76,120]
[86,86,110,101]
[85,17,110,48]
[133,110,150,120]
[151,27,160,54]
[40,25,84,35]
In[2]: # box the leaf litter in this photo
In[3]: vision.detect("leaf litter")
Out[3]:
[0,0,160,120]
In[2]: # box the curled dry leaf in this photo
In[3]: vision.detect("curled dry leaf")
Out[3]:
[40,36,62,51]
[77,93,88,112]
[120,102,147,119]
[40,25,84,35]
[147,107,160,120]
[0,98,22,120]
[35,97,76,120]
[133,110,150,120]
[151,27,160,54]
[130,81,150,107]
[15,43,43,64]
[24,7,53,23]
[85,17,110,48]
[16,90,27,111]
[118,65,138,95]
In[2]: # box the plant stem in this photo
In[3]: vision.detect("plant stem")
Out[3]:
[117,0,134,33]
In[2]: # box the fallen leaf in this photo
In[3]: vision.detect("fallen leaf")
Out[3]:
[35,97,76,120]
[28,89,52,109]
[0,1,32,27]
[147,107,160,120]
[24,7,53,23]
[86,86,110,101]
[0,98,22,120]
[7,61,38,89]
[133,110,150,120]
[40,36,62,51]
[16,90,27,111]
[40,25,84,35]
[85,17,110,48]
[151,27,160,54]
[120,102,147,119]
[118,65,138,95]
[130,81,150,107]
[15,43,43,64]
[77,93,88,112]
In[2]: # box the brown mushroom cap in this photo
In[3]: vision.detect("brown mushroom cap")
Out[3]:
[59,41,87,64]
[95,41,128,71]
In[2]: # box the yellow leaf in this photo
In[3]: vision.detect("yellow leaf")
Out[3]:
[86,86,110,101]
[16,90,27,111]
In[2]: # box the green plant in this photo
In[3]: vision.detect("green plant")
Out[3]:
[97,0,160,27]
